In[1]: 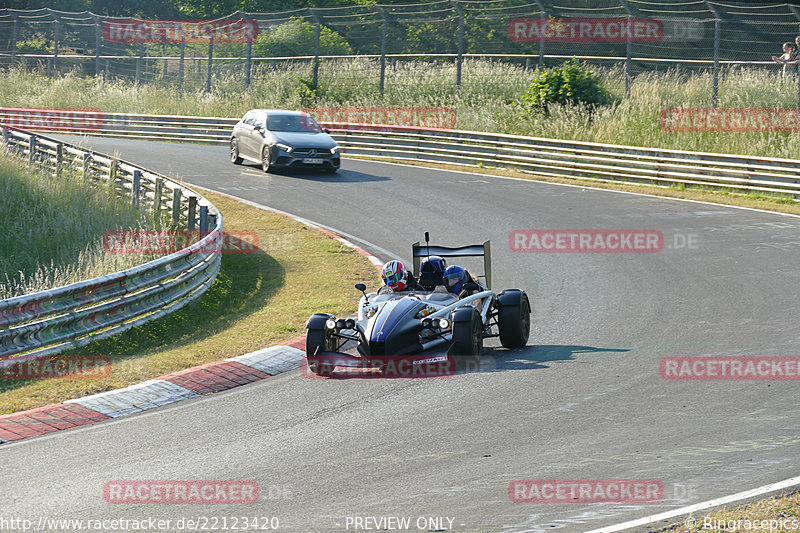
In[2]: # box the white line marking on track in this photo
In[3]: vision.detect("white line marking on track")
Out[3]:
[583,475,800,533]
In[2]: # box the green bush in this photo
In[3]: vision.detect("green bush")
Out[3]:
[252,17,353,58]
[521,58,613,113]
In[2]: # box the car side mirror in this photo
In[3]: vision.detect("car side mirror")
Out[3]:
[355,283,366,292]
[253,124,263,132]
[323,128,331,134]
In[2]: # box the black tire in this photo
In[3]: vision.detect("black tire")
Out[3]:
[451,308,482,369]
[498,291,531,349]
[261,146,271,173]
[230,138,243,165]
[306,328,334,376]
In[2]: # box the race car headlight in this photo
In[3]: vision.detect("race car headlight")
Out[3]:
[325,319,337,330]
[275,143,292,153]
[330,146,340,154]
[421,317,448,330]
[335,318,347,330]
[344,319,355,329]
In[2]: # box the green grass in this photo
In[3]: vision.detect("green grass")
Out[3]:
[0,190,379,414]
[0,152,155,299]
[2,59,799,159]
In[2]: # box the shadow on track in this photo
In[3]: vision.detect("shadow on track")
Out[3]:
[482,344,630,372]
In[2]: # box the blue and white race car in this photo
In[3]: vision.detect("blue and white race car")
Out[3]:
[304,237,531,376]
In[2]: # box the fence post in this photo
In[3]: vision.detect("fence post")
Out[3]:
[788,7,800,113]
[619,1,633,97]
[376,6,388,96]
[310,9,321,88]
[245,38,252,89]
[188,196,197,230]
[52,15,60,77]
[534,0,546,68]
[104,58,110,79]
[206,34,214,92]
[451,0,464,96]
[28,135,37,166]
[94,15,102,77]
[55,143,63,178]
[704,1,721,107]
[199,205,209,232]
[136,43,144,84]
[179,34,186,93]
[172,188,182,225]
[11,15,18,66]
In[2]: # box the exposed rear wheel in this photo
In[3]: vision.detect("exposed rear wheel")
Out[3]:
[230,138,243,165]
[498,290,531,349]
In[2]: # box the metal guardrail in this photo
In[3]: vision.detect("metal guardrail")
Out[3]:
[3,109,795,197]
[0,126,223,360]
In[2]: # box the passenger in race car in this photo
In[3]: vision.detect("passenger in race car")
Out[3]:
[379,260,424,293]
[443,265,484,301]
[418,255,447,291]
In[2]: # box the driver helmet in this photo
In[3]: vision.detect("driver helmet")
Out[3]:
[420,255,446,275]
[381,260,409,291]
[443,265,467,294]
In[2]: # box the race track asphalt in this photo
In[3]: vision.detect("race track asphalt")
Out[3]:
[3,136,799,532]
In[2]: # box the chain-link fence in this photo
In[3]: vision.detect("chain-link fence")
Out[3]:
[1,1,800,104]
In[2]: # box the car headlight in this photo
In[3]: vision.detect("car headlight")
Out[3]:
[325,319,337,330]
[275,143,292,153]
[330,146,340,154]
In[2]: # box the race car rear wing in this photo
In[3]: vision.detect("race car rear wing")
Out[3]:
[411,240,492,289]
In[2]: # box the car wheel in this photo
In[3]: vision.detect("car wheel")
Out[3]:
[261,147,271,173]
[306,328,334,376]
[497,290,531,349]
[230,138,243,165]
[450,307,482,370]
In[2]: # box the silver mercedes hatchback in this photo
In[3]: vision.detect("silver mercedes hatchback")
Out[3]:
[230,109,340,173]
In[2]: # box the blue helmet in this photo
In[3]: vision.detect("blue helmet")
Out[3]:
[443,265,467,294]
[420,255,446,275]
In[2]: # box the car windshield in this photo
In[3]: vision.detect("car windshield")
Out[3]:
[266,114,322,133]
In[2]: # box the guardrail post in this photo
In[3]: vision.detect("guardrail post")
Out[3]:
[132,170,141,208]
[209,213,217,230]
[155,178,164,217]
[55,143,63,178]
[109,158,118,190]
[172,188,182,225]
[199,205,209,232]
[2,127,9,145]
[188,196,198,230]
[83,152,92,179]
[28,135,37,166]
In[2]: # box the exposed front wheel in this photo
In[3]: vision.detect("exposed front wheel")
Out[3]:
[230,138,243,165]
[261,147,271,173]
[450,307,482,370]
[306,328,334,376]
